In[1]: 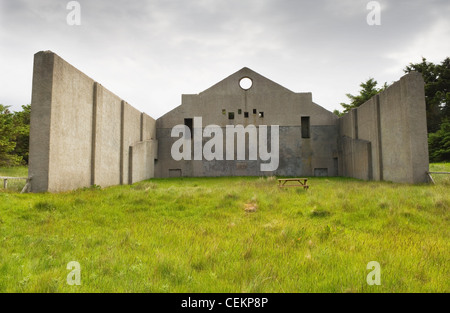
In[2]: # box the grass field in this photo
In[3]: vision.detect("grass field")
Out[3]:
[0,166,28,192]
[0,165,449,292]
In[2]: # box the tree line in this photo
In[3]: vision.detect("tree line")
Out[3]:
[335,57,450,163]
[0,104,30,167]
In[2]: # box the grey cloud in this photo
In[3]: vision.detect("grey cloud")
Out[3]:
[0,0,449,118]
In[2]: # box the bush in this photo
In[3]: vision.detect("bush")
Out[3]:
[429,120,450,162]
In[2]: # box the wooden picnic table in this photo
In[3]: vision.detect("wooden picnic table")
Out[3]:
[278,178,309,189]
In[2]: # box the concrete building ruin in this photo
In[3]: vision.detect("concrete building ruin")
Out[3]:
[28,51,429,192]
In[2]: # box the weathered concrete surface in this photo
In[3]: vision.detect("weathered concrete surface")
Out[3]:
[129,139,157,184]
[340,136,372,181]
[121,102,142,185]
[356,97,381,180]
[92,84,122,187]
[156,67,339,178]
[339,72,429,183]
[29,51,54,192]
[379,72,429,183]
[28,51,157,192]
[142,113,156,140]
[30,51,94,192]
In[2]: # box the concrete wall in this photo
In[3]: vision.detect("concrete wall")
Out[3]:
[92,84,122,187]
[129,140,157,184]
[28,52,428,188]
[29,51,157,192]
[338,72,429,183]
[340,136,372,181]
[155,67,339,178]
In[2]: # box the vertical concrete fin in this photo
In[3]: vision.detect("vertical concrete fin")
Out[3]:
[128,146,133,185]
[375,95,383,181]
[403,72,429,183]
[29,51,55,192]
[120,100,125,185]
[140,113,144,142]
[368,142,373,180]
[91,82,99,185]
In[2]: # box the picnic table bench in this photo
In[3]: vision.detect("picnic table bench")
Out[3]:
[278,178,309,189]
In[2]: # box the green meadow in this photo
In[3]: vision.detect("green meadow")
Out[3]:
[0,165,449,292]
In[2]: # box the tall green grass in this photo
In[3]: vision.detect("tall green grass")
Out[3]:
[429,163,450,184]
[0,166,28,192]
[0,167,448,293]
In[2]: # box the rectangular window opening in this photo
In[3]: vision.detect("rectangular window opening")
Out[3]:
[222,109,226,115]
[253,109,257,114]
[184,118,193,139]
[238,109,242,114]
[244,112,249,118]
[228,112,235,120]
[301,116,310,139]
[259,112,264,118]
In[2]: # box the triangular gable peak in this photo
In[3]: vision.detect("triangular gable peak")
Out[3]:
[157,67,338,128]
[199,67,296,96]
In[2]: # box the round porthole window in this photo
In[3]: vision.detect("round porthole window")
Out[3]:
[239,77,253,90]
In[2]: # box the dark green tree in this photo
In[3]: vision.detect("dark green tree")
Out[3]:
[333,109,344,117]
[339,78,387,113]
[428,119,450,162]
[0,105,23,166]
[12,104,31,164]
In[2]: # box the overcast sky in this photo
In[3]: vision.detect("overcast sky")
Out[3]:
[1,0,449,118]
